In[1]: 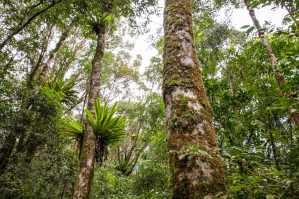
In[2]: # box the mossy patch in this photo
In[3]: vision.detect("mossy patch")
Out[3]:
[163,0,227,198]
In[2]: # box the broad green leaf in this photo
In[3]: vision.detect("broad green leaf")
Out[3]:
[246,26,255,33]
[254,19,260,27]
[283,17,292,22]
[241,25,251,29]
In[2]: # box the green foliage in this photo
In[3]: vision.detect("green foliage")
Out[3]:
[43,77,78,106]
[90,164,136,198]
[90,161,170,199]
[85,11,113,35]
[132,160,170,198]
[86,98,128,145]
[60,116,84,137]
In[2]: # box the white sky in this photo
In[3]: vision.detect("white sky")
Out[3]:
[132,0,288,73]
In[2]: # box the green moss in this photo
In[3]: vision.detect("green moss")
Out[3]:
[174,20,184,27]
[163,0,227,197]
[174,42,180,49]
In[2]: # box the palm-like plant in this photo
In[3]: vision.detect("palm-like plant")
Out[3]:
[43,77,78,106]
[60,98,128,165]
[85,10,112,35]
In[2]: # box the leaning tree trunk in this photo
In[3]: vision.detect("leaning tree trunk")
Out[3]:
[0,0,63,51]
[245,0,299,125]
[72,9,108,199]
[163,0,227,198]
[36,20,75,87]
[27,22,56,88]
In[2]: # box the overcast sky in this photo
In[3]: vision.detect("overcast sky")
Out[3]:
[132,0,288,73]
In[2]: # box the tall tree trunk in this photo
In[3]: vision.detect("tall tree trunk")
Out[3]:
[245,0,299,125]
[0,0,63,51]
[0,130,17,173]
[72,8,108,199]
[58,39,87,79]
[36,21,75,87]
[163,0,227,198]
[27,22,55,88]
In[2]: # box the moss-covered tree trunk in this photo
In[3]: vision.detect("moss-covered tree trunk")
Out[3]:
[72,9,108,199]
[163,0,227,198]
[245,0,299,126]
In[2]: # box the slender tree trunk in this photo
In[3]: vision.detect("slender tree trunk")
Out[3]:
[0,130,17,173]
[58,39,87,79]
[27,22,55,88]
[288,0,298,15]
[282,1,299,29]
[61,182,68,199]
[2,52,18,74]
[72,8,109,199]
[245,0,299,125]
[269,131,281,171]
[36,21,75,87]
[163,0,227,198]
[0,0,63,51]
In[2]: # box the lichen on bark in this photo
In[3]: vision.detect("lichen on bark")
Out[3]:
[72,7,109,199]
[163,0,228,198]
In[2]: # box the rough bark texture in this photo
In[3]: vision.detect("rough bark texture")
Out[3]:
[0,0,63,51]
[72,10,108,199]
[245,1,299,125]
[0,130,17,173]
[163,0,227,198]
[36,21,75,87]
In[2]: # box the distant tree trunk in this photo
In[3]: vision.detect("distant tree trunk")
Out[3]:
[0,130,17,173]
[72,6,109,199]
[282,1,299,29]
[269,131,281,171]
[2,52,18,74]
[163,0,227,198]
[36,20,75,87]
[0,0,63,51]
[245,0,299,125]
[61,182,68,199]
[58,39,87,79]
[27,22,55,88]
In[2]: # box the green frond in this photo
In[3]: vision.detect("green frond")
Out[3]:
[87,10,96,23]
[86,110,97,132]
[43,77,78,106]
[85,98,127,146]
[60,116,84,137]
[101,16,112,25]
[94,8,99,23]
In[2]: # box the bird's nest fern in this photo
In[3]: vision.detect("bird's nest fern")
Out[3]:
[60,98,129,165]
[85,9,112,35]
